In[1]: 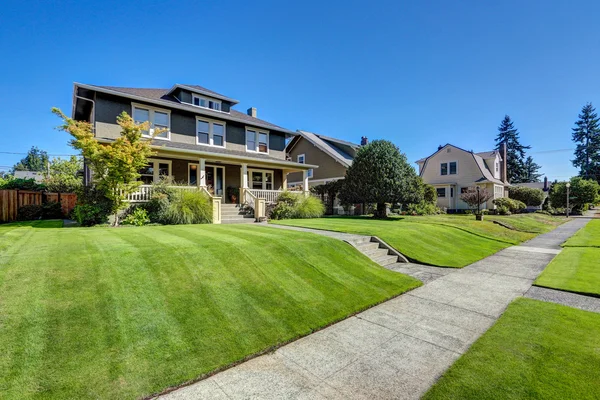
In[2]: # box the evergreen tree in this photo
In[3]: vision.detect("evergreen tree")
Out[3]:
[571,103,600,181]
[495,115,530,183]
[11,146,49,173]
[522,156,542,183]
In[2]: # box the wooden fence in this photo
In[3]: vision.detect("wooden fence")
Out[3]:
[0,190,77,223]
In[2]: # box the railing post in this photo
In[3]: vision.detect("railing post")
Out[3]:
[213,197,221,224]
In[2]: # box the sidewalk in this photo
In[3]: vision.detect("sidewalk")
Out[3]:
[159,218,589,400]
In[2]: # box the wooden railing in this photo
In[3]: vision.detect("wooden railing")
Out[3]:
[124,185,199,202]
[248,189,283,203]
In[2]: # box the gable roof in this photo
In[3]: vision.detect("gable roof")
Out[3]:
[288,130,358,168]
[75,83,295,135]
[166,84,240,104]
[417,143,506,185]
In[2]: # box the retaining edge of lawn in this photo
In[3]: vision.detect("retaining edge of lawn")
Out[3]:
[145,270,422,399]
[533,283,600,299]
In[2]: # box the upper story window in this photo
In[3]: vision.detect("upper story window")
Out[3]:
[440,161,457,176]
[196,117,226,147]
[246,127,269,153]
[297,154,313,177]
[297,154,305,164]
[132,103,170,140]
[192,94,221,111]
[495,162,499,173]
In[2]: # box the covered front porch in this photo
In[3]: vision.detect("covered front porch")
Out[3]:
[125,148,315,221]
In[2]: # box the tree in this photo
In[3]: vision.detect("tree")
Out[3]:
[548,177,599,214]
[508,186,545,207]
[423,183,437,205]
[43,156,83,193]
[495,115,530,183]
[571,103,600,181]
[12,146,49,173]
[459,187,493,212]
[522,156,542,183]
[52,108,156,226]
[339,140,422,218]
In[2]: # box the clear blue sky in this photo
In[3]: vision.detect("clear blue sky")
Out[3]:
[1,0,599,180]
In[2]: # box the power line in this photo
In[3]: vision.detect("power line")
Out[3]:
[0,151,80,157]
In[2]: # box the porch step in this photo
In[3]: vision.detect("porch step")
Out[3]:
[354,242,380,252]
[221,216,256,224]
[363,248,391,258]
[372,254,400,266]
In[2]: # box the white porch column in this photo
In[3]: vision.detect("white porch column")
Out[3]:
[199,158,206,187]
[241,163,248,189]
[302,169,309,193]
[282,170,289,190]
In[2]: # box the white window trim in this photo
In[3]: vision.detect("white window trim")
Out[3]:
[191,94,222,111]
[297,154,305,164]
[440,161,458,176]
[436,187,446,198]
[132,102,171,141]
[248,168,275,190]
[195,117,227,148]
[143,158,172,183]
[245,127,270,154]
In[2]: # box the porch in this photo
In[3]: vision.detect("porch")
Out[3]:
[124,151,313,223]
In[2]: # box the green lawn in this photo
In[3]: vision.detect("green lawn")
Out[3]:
[424,298,600,400]
[535,219,600,296]
[0,221,420,399]
[271,214,563,267]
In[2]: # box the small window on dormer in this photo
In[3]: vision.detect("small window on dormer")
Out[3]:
[192,94,221,111]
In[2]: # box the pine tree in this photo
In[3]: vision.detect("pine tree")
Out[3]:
[522,156,542,182]
[571,103,600,181]
[495,115,530,183]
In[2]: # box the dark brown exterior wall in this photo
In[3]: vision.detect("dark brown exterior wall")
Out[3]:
[287,137,348,184]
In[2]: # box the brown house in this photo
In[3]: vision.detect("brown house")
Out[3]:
[286,130,364,188]
[72,82,316,223]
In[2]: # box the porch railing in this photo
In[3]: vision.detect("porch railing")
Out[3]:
[123,185,199,202]
[248,189,283,203]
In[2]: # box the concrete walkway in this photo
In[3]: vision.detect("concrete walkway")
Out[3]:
[159,218,589,400]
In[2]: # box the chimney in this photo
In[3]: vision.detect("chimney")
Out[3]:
[247,107,257,118]
[360,136,368,146]
[501,141,508,183]
[438,145,443,151]
[544,176,548,191]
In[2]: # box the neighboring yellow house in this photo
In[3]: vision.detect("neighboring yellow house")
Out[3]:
[416,143,509,211]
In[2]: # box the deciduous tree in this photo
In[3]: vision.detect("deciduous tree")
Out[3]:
[52,108,156,226]
[43,156,83,193]
[459,187,493,212]
[549,177,599,214]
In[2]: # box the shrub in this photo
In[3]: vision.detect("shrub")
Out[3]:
[17,204,43,220]
[164,190,212,225]
[296,195,325,218]
[423,184,437,205]
[497,206,511,215]
[493,198,526,213]
[270,192,325,219]
[42,201,63,219]
[144,193,171,223]
[123,207,150,226]
[508,186,545,207]
[549,177,600,214]
[72,186,112,226]
[406,201,440,215]
[0,178,46,191]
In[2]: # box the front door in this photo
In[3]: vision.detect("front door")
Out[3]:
[206,166,225,196]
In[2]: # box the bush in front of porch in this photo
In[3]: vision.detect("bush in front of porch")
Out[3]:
[270,191,324,220]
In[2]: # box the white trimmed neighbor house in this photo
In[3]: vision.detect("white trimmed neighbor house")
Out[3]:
[416,144,509,211]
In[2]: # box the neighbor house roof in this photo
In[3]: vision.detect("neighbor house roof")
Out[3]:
[289,130,358,168]
[417,143,506,186]
[74,83,295,135]
[475,150,501,160]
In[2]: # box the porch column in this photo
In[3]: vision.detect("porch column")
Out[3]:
[199,158,206,187]
[241,163,249,189]
[282,169,289,190]
[302,169,309,194]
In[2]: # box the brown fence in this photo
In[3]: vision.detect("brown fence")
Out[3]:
[0,190,77,223]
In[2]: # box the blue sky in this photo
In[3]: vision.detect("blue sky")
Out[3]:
[1,0,599,180]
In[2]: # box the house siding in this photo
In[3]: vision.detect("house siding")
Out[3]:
[93,92,286,160]
[287,137,348,185]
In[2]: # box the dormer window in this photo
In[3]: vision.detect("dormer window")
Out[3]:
[192,94,221,111]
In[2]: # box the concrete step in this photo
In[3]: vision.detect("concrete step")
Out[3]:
[364,248,389,258]
[221,210,251,216]
[221,218,256,224]
[354,242,380,252]
[373,254,399,266]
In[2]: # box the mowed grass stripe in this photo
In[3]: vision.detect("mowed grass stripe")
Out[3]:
[0,222,419,399]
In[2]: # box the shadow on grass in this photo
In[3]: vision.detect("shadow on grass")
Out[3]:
[0,220,64,229]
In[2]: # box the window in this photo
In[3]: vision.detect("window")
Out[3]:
[140,159,172,184]
[248,169,274,190]
[307,169,313,178]
[192,94,221,111]
[495,162,499,173]
[440,163,448,176]
[132,104,170,140]
[297,154,305,164]
[196,118,226,147]
[450,187,454,197]
[440,161,457,176]
[246,128,269,153]
[461,187,469,194]
[449,161,457,175]
[436,188,446,198]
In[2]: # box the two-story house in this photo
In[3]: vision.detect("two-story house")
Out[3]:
[72,83,316,222]
[416,143,509,211]
[285,130,364,188]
